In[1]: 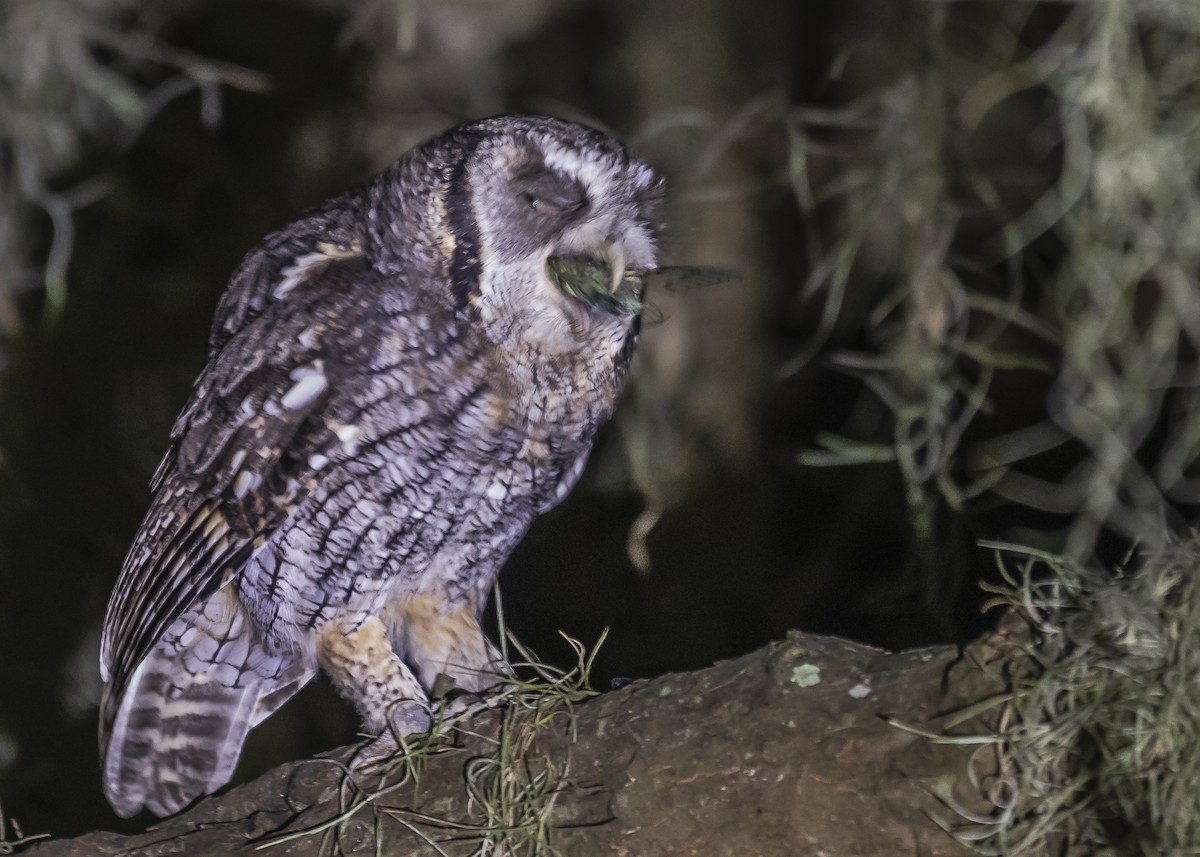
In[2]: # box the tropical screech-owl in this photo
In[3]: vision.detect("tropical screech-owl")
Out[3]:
[99,115,663,818]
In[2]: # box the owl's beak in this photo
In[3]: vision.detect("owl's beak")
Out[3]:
[606,244,627,294]
[544,243,643,323]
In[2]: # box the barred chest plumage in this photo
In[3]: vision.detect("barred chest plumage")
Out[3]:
[233,289,634,650]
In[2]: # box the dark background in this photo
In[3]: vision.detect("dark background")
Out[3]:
[2,0,1192,838]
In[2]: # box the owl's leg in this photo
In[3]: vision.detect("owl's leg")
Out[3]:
[389,594,509,696]
[316,616,432,766]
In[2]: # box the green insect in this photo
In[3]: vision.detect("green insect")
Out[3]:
[545,254,736,318]
[545,253,644,316]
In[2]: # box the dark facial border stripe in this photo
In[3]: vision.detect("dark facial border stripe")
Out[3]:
[445,131,487,313]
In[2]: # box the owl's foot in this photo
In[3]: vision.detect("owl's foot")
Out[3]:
[435,681,514,723]
[351,700,434,770]
[318,615,439,773]
[441,689,484,716]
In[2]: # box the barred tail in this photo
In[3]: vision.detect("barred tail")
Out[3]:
[102,654,254,817]
[100,590,314,818]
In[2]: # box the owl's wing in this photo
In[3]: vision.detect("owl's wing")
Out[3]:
[538,449,592,514]
[100,250,392,723]
[205,196,362,355]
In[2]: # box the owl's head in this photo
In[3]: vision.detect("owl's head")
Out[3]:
[378,116,664,357]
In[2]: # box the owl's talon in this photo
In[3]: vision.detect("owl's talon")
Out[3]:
[440,689,485,719]
[351,733,398,772]
[386,699,434,737]
[351,701,433,770]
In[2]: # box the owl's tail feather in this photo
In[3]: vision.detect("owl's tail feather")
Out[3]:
[102,652,259,817]
[101,590,315,818]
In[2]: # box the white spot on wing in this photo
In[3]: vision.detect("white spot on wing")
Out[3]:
[334,423,361,454]
[282,363,328,410]
[273,251,330,300]
[233,470,261,499]
[297,326,321,350]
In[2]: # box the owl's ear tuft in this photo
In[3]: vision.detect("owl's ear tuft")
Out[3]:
[636,175,667,241]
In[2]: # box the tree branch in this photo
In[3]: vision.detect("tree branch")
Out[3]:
[28,625,1014,856]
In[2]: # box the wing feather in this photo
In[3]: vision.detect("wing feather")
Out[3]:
[100,250,391,737]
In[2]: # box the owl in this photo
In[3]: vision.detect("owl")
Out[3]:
[99,115,663,818]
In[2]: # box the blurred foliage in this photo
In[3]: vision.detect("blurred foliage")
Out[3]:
[0,0,268,336]
[784,1,1200,851]
[0,0,1198,850]
[964,538,1200,855]
[791,0,1200,565]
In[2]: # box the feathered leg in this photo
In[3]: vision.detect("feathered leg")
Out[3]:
[390,594,508,694]
[317,616,432,766]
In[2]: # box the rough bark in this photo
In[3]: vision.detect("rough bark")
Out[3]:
[24,625,1012,857]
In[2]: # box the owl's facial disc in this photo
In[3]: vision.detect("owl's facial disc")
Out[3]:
[461,125,661,352]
